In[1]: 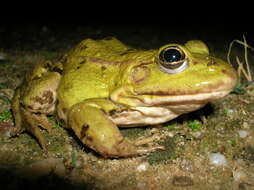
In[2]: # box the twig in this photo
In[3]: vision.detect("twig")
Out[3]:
[227,35,253,82]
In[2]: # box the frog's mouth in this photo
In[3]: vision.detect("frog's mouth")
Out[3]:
[135,89,232,106]
[110,89,232,127]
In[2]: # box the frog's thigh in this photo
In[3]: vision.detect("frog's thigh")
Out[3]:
[68,102,163,158]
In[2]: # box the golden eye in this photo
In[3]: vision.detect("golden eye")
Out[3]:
[157,46,188,74]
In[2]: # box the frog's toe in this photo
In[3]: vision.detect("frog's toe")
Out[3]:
[133,132,162,146]
[26,124,48,149]
[100,138,165,158]
[135,144,165,155]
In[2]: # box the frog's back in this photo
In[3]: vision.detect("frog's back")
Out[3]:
[66,37,132,62]
[58,37,157,109]
[57,38,129,109]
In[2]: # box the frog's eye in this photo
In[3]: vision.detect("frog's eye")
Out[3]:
[157,46,188,74]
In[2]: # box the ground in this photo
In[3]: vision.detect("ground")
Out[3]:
[0,23,254,190]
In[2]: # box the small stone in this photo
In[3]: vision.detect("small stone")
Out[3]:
[172,176,194,186]
[243,122,249,129]
[238,182,253,190]
[18,158,65,179]
[233,169,247,181]
[0,52,7,60]
[180,159,194,172]
[209,153,227,166]
[238,130,248,138]
[136,162,149,172]
[137,182,146,189]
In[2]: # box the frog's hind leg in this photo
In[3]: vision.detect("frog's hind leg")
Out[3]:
[3,89,49,149]
[68,102,164,158]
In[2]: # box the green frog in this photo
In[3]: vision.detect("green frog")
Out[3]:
[11,37,237,158]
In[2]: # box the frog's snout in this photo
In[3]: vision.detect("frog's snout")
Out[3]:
[222,65,238,87]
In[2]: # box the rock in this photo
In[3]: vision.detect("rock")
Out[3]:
[209,153,227,166]
[17,158,66,179]
[238,182,254,190]
[180,159,195,172]
[238,130,249,138]
[172,176,194,186]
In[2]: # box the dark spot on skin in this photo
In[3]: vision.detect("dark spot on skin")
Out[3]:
[101,66,107,71]
[221,69,227,73]
[109,110,117,116]
[60,57,67,64]
[62,108,67,114]
[207,59,217,66]
[86,135,94,143]
[221,69,236,80]
[131,66,150,84]
[32,76,41,80]
[80,124,89,139]
[99,108,107,115]
[80,45,88,50]
[52,67,63,74]
[76,66,80,70]
[27,105,33,110]
[79,60,86,65]
[192,61,199,65]
[45,62,51,69]
[119,48,136,56]
[33,91,54,105]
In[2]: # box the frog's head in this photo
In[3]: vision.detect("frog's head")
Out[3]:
[111,40,237,113]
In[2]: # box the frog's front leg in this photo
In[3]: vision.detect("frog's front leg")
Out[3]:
[68,99,164,158]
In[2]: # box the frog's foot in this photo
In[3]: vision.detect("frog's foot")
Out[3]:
[126,133,165,156]
[11,88,51,149]
[21,108,52,149]
[106,137,165,158]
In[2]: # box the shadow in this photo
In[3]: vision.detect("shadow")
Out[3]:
[0,167,95,190]
[176,103,215,124]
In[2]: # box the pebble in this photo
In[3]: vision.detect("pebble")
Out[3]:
[238,182,254,190]
[17,158,66,179]
[0,52,7,60]
[172,176,194,186]
[209,153,227,166]
[180,159,194,172]
[136,162,149,172]
[238,130,249,138]
[233,168,247,181]
[137,182,147,189]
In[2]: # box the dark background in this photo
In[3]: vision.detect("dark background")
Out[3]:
[0,2,252,51]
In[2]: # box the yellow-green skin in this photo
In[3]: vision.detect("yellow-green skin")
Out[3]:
[12,37,237,158]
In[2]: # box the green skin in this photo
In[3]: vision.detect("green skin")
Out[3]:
[12,37,237,158]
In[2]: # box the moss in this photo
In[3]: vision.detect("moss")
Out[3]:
[188,120,202,132]
[71,151,77,167]
[0,110,12,122]
[147,136,176,165]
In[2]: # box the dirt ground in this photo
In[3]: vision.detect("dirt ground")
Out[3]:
[0,23,253,190]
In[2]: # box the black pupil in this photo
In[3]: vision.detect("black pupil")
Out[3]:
[163,49,182,62]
